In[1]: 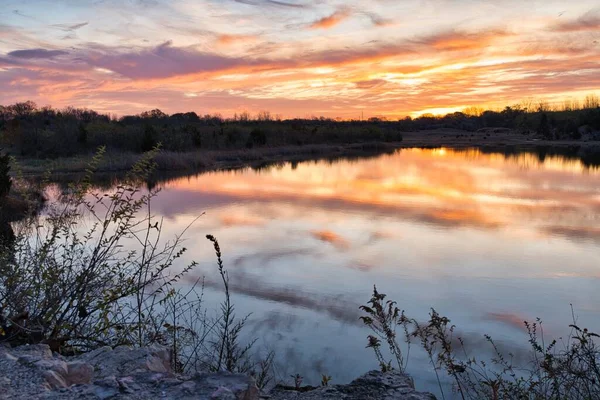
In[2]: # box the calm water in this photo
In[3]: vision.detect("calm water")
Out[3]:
[110,148,600,394]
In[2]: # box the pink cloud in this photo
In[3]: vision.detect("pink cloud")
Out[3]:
[309,8,351,29]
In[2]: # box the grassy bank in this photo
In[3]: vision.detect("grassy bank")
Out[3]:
[12,129,600,178]
[13,142,403,176]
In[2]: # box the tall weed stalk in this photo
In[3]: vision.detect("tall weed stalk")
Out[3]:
[361,286,600,400]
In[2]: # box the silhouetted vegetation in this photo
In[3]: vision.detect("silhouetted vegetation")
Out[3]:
[0,149,274,384]
[0,151,11,199]
[398,99,600,138]
[361,286,600,399]
[0,102,404,159]
[0,151,14,247]
[2,97,599,174]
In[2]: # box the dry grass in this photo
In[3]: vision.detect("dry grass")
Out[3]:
[13,142,400,176]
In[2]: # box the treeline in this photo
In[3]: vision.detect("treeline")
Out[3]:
[1,97,599,158]
[0,102,402,158]
[397,95,600,138]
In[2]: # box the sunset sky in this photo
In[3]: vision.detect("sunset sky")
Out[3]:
[1,0,599,118]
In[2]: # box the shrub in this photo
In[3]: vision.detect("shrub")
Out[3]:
[0,152,11,199]
[140,125,157,152]
[538,113,553,140]
[0,147,189,351]
[246,128,267,148]
[186,125,202,148]
[383,131,403,142]
[0,147,272,380]
[77,124,88,145]
[361,286,600,400]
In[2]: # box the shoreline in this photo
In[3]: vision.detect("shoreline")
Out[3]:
[11,129,600,178]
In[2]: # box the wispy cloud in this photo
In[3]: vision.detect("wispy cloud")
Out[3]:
[232,248,316,268]
[552,9,600,32]
[233,0,307,8]
[354,79,387,89]
[309,7,351,29]
[485,312,528,331]
[419,28,511,51]
[197,270,362,325]
[216,33,259,45]
[52,22,89,32]
[12,9,35,19]
[7,48,68,59]
[311,230,350,249]
[362,12,393,27]
[85,40,255,79]
[542,225,600,243]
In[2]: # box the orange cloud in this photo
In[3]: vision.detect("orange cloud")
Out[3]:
[486,313,528,331]
[309,8,351,29]
[311,230,350,249]
[421,29,511,51]
[423,209,500,229]
[216,34,259,46]
[220,213,265,227]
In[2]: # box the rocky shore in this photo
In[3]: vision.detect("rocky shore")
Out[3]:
[0,344,436,399]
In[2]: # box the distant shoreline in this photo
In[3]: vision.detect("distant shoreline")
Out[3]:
[11,129,600,178]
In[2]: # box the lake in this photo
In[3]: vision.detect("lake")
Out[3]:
[98,147,600,396]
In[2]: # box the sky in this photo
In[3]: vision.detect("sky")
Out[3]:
[0,0,599,118]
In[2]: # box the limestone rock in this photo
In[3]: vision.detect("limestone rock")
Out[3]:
[270,370,436,400]
[0,344,261,399]
[66,361,94,385]
[185,372,260,400]
[43,370,68,389]
[77,345,172,378]
[0,344,430,400]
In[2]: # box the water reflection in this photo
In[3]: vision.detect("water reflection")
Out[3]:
[156,148,600,244]
[99,148,600,394]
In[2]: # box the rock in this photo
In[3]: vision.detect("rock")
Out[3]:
[117,376,137,394]
[0,343,63,399]
[78,344,172,378]
[0,344,432,399]
[176,380,197,395]
[0,344,263,399]
[210,386,237,399]
[92,385,120,400]
[35,359,69,376]
[43,370,68,389]
[2,352,18,362]
[16,344,53,360]
[270,370,436,400]
[66,361,93,385]
[93,375,120,388]
[89,375,121,399]
[195,373,259,400]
